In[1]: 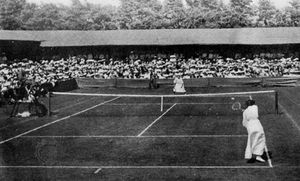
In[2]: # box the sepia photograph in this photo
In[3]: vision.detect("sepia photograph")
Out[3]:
[0,0,300,180]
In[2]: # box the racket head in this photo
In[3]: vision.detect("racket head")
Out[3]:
[232,101,242,111]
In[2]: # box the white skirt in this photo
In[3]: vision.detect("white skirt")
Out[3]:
[173,83,186,93]
[245,119,266,159]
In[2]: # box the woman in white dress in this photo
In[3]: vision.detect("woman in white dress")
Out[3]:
[173,74,186,94]
[242,99,267,163]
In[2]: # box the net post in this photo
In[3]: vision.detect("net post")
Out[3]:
[47,91,51,116]
[161,96,163,112]
[275,91,279,114]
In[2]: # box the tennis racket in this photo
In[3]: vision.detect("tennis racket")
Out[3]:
[232,101,242,111]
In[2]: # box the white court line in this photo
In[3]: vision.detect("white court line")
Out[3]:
[279,102,300,132]
[105,103,232,106]
[264,145,273,168]
[0,97,120,145]
[0,96,96,131]
[137,103,177,137]
[0,97,96,131]
[94,168,102,174]
[22,135,248,138]
[280,92,300,105]
[0,165,271,169]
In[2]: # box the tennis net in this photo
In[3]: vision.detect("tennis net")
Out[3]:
[47,90,278,117]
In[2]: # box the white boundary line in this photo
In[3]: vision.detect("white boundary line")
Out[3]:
[0,97,120,145]
[137,103,177,137]
[280,92,300,105]
[0,165,271,169]
[264,145,273,168]
[104,103,232,106]
[94,168,102,174]
[279,102,300,132]
[21,135,248,138]
[53,90,276,98]
[0,97,95,131]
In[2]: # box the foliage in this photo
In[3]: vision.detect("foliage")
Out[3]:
[285,0,300,26]
[0,0,300,30]
[0,0,26,29]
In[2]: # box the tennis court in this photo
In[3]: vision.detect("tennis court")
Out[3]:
[0,87,299,181]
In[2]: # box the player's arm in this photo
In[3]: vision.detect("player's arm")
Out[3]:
[242,111,248,128]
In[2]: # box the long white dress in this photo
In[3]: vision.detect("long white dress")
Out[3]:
[242,105,266,159]
[173,77,186,93]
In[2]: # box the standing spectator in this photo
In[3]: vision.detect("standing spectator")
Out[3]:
[0,53,7,64]
[149,70,158,89]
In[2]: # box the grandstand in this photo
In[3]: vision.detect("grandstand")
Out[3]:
[0,28,300,181]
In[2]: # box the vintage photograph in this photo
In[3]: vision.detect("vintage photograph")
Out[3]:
[0,0,300,180]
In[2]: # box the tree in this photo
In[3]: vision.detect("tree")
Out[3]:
[61,0,92,30]
[22,3,64,30]
[0,0,26,29]
[19,3,37,29]
[285,0,300,26]
[87,5,118,30]
[273,9,291,27]
[117,0,163,29]
[184,0,223,28]
[162,0,186,28]
[257,0,277,26]
[220,0,255,28]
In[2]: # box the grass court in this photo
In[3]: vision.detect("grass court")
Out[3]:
[0,86,299,181]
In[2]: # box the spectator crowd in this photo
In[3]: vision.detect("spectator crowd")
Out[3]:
[1,56,300,95]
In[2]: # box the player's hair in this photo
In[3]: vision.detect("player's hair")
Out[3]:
[246,99,255,107]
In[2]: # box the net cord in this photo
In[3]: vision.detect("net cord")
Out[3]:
[51,90,276,98]
[48,90,278,115]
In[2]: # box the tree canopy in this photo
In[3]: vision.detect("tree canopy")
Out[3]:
[0,0,299,30]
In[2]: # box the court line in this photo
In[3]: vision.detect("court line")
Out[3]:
[264,145,273,168]
[105,103,232,106]
[94,168,102,174]
[0,97,120,145]
[280,91,300,105]
[0,165,272,169]
[278,102,300,132]
[22,135,248,138]
[0,97,95,131]
[137,103,177,137]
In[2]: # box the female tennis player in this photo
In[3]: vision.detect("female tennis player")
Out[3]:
[242,99,266,163]
[173,74,186,94]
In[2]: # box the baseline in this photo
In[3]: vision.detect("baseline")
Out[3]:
[0,165,272,169]
[21,135,248,138]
